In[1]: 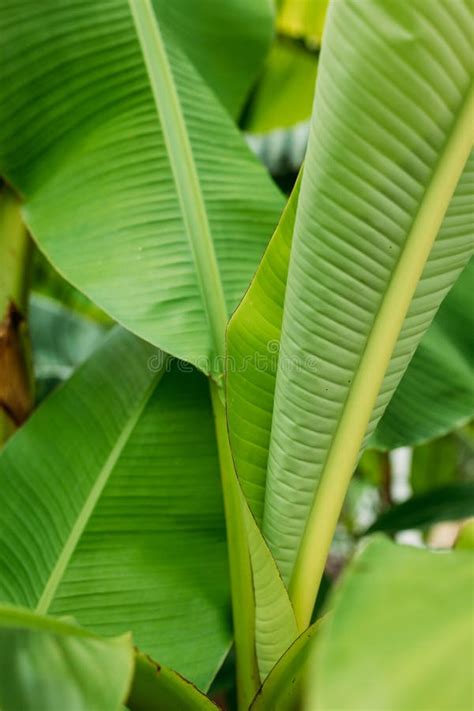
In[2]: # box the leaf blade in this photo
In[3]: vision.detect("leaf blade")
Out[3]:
[306,538,474,710]
[230,1,474,621]
[0,604,134,711]
[0,329,230,688]
[0,1,283,372]
[129,0,227,369]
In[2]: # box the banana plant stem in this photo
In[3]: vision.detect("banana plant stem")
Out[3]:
[0,182,34,444]
[210,379,259,711]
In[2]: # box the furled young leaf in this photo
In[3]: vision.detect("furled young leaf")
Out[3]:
[366,481,474,535]
[210,374,298,695]
[243,506,298,681]
[0,605,133,711]
[0,1,283,377]
[228,0,474,601]
[246,123,309,177]
[264,0,473,591]
[306,537,474,710]
[229,239,473,527]
[0,328,230,689]
[227,177,301,525]
[250,621,320,711]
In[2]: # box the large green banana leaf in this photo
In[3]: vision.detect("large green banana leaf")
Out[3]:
[0,605,133,711]
[0,604,221,711]
[0,0,283,377]
[306,537,474,710]
[228,213,473,524]
[228,0,473,591]
[0,327,231,690]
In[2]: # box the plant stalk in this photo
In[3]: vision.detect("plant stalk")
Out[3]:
[210,379,259,711]
[0,182,34,444]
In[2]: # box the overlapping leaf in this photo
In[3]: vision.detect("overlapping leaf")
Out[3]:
[243,506,297,681]
[227,179,301,524]
[251,621,320,711]
[0,0,283,376]
[0,605,133,711]
[0,328,230,689]
[307,538,474,710]
[228,0,474,586]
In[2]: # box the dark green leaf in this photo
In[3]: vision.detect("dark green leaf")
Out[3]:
[366,481,474,535]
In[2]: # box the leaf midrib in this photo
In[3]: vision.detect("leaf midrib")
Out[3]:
[128,0,228,373]
[288,82,474,627]
[35,366,165,615]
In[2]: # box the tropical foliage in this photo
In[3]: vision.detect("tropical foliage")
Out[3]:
[0,0,472,709]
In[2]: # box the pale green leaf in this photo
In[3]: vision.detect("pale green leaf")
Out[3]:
[228,0,474,600]
[264,0,473,589]
[244,505,298,681]
[228,238,473,529]
[227,176,301,524]
[0,328,230,689]
[0,0,283,376]
[0,605,133,711]
[211,380,298,689]
[306,537,474,711]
